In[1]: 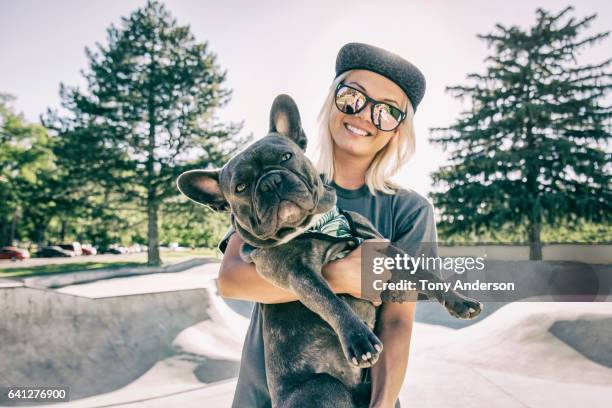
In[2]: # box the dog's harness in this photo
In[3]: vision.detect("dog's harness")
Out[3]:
[296,207,363,260]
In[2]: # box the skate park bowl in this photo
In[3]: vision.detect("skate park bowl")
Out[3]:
[1,260,611,407]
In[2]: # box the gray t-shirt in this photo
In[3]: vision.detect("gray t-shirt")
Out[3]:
[218,181,438,408]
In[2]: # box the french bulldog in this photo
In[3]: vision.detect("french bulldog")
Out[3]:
[177,95,482,408]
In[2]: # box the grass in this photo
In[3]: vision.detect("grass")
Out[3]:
[0,261,145,278]
[0,248,221,279]
[161,248,219,260]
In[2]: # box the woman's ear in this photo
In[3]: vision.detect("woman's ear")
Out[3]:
[177,169,229,211]
[269,94,307,150]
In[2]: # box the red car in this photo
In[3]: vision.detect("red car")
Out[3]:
[81,245,97,255]
[0,246,31,261]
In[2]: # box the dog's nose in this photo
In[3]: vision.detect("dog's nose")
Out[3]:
[260,173,282,192]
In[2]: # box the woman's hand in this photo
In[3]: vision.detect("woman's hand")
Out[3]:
[322,239,388,305]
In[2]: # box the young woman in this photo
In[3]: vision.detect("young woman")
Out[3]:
[218,43,437,408]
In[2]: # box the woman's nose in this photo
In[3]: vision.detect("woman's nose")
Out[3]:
[356,103,374,127]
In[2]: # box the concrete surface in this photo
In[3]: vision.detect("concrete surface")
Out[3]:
[439,244,612,264]
[0,264,227,404]
[1,262,611,407]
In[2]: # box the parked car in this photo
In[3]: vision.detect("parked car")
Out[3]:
[58,242,83,256]
[35,246,75,258]
[100,245,128,254]
[0,246,30,261]
[81,245,97,255]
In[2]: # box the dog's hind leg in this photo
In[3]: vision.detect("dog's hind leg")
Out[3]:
[279,373,356,408]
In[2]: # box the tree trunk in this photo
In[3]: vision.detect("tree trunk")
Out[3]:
[146,92,161,266]
[9,208,20,245]
[523,102,542,261]
[527,197,543,260]
[147,190,161,266]
[60,218,67,243]
[527,218,542,260]
[0,220,8,247]
[34,224,46,248]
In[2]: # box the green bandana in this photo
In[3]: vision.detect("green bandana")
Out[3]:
[304,207,363,260]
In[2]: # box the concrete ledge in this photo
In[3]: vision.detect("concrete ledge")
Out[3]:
[0,284,213,402]
[439,244,612,263]
[0,278,23,288]
[21,257,217,289]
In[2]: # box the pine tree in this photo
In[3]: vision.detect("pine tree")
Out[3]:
[430,6,612,260]
[44,1,245,265]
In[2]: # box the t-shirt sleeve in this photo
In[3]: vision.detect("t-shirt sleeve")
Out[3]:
[393,201,439,258]
[218,225,235,254]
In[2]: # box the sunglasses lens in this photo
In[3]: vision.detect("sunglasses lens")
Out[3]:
[335,86,366,115]
[373,103,402,131]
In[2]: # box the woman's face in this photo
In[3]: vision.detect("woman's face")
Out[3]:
[329,69,408,159]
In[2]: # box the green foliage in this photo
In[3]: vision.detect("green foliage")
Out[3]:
[160,198,229,248]
[0,94,57,246]
[429,7,612,257]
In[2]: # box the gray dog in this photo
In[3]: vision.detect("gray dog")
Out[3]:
[177,95,482,408]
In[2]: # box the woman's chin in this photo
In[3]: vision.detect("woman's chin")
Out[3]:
[333,132,376,156]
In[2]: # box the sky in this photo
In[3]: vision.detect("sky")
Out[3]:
[1,0,610,197]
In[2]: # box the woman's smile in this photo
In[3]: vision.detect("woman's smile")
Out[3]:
[344,121,371,137]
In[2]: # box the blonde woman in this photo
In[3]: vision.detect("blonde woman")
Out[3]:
[218,43,436,408]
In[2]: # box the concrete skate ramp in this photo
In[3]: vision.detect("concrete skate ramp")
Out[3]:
[0,285,211,401]
[2,264,612,407]
[550,316,612,368]
[415,302,612,386]
[0,264,250,407]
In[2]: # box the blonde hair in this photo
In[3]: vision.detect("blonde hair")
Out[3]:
[315,70,416,195]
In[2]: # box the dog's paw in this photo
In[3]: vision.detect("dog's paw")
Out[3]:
[339,319,383,368]
[444,294,483,320]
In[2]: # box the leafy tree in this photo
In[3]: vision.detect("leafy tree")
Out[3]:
[44,1,245,264]
[0,94,55,247]
[430,6,612,260]
[160,198,228,248]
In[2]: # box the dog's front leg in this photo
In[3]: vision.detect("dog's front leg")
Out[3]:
[253,249,382,368]
[411,266,482,319]
[375,243,482,319]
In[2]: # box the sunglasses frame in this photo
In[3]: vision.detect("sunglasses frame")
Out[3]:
[334,83,407,132]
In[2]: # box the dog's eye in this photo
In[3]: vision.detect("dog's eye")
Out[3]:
[236,183,247,193]
[281,152,292,162]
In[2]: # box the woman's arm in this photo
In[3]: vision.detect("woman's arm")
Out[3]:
[218,233,296,303]
[368,201,437,407]
[369,300,417,408]
[218,233,373,304]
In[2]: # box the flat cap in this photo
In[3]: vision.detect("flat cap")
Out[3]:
[335,42,426,112]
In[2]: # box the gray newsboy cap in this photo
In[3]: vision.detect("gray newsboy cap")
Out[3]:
[335,42,426,112]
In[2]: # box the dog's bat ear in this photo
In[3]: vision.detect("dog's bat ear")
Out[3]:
[177,169,228,211]
[269,94,307,151]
